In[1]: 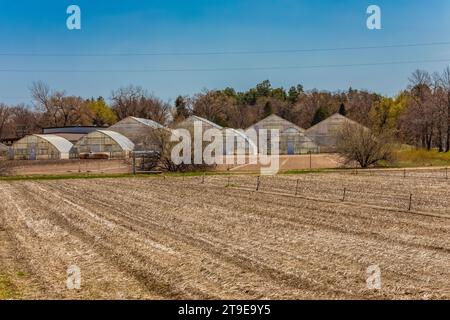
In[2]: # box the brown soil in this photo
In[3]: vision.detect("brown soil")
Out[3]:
[0,173,448,299]
[217,154,342,172]
[6,159,130,176]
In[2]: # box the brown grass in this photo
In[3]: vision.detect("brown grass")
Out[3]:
[390,147,450,167]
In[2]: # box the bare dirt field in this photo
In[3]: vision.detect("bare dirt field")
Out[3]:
[216,154,342,172]
[1,154,339,177]
[1,159,130,176]
[0,172,449,299]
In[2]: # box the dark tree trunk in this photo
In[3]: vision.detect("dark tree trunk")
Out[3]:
[447,97,450,152]
[437,127,443,152]
[446,129,450,153]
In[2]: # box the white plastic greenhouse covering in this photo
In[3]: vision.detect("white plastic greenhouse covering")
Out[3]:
[131,117,165,129]
[97,130,135,151]
[305,113,365,152]
[34,134,74,154]
[188,115,224,130]
[0,142,8,159]
[11,134,74,160]
[222,128,258,155]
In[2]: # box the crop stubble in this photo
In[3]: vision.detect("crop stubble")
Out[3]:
[0,173,449,299]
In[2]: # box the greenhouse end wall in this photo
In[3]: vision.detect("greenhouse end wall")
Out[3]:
[72,131,132,159]
[11,136,69,160]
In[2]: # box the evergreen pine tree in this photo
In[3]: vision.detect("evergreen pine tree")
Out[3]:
[311,106,330,126]
[175,96,190,120]
[338,103,347,116]
[263,101,273,117]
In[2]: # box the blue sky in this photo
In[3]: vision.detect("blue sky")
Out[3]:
[0,0,449,104]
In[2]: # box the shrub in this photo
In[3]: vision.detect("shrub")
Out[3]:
[336,123,393,168]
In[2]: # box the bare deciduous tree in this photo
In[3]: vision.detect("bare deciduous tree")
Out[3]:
[441,67,450,152]
[192,89,231,125]
[402,70,435,150]
[110,85,145,120]
[30,81,89,127]
[0,103,12,139]
[30,81,51,110]
[146,128,215,172]
[336,122,393,168]
[110,85,171,125]
[10,104,40,137]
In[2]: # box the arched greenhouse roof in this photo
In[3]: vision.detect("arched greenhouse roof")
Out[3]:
[130,117,165,129]
[0,142,8,151]
[96,130,135,151]
[222,128,258,154]
[188,115,223,130]
[33,134,74,153]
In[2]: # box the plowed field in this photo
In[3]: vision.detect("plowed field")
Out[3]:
[0,174,449,299]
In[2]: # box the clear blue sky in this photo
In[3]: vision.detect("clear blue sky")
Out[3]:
[0,0,449,105]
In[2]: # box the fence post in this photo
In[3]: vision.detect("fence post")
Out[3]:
[342,188,346,202]
[202,173,205,184]
[132,153,136,175]
[256,176,261,191]
[408,193,413,211]
[403,169,406,179]
[295,179,300,196]
[309,151,312,169]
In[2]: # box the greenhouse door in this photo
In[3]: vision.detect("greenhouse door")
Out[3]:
[29,146,36,160]
[287,142,295,155]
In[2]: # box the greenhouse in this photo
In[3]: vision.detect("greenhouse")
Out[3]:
[108,116,165,150]
[11,134,73,160]
[0,142,9,159]
[305,113,363,152]
[72,130,135,159]
[222,128,258,156]
[247,114,319,155]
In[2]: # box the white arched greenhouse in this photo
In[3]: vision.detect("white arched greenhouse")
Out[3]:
[11,134,73,160]
[72,130,135,159]
[247,114,319,155]
[221,128,258,156]
[0,142,9,160]
[305,113,364,153]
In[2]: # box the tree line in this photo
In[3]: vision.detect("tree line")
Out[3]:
[1,67,450,152]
